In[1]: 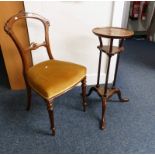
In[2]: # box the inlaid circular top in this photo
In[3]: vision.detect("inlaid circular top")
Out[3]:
[92,27,134,39]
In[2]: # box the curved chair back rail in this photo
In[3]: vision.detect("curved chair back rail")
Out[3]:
[4,10,53,72]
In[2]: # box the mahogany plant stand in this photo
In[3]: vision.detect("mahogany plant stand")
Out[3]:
[87,27,134,129]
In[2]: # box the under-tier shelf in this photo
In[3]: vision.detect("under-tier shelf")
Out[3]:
[97,45,124,55]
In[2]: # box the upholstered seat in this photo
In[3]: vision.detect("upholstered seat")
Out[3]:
[27,60,86,99]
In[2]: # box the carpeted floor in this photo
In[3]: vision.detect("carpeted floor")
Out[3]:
[0,39,155,153]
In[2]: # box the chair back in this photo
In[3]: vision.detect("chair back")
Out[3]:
[4,10,53,73]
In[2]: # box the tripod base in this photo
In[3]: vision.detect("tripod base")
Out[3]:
[87,86,129,130]
[87,86,128,101]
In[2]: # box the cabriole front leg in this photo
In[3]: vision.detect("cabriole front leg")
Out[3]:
[45,99,56,136]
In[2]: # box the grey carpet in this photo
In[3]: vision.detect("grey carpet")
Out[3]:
[0,39,155,153]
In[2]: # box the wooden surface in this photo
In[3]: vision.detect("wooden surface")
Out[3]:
[0,2,31,89]
[93,27,134,39]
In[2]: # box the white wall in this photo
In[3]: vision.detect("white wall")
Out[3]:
[108,1,127,83]
[121,1,130,28]
[24,1,126,85]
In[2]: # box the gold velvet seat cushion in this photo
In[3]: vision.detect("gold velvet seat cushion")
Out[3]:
[26,60,86,99]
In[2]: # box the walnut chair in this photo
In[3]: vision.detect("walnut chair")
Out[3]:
[4,11,87,136]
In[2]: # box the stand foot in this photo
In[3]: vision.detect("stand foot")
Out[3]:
[51,128,56,136]
[115,88,129,102]
[101,121,106,130]
[87,86,98,97]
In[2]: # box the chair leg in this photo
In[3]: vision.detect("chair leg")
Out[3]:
[81,77,87,112]
[101,97,107,130]
[45,99,56,136]
[26,85,32,111]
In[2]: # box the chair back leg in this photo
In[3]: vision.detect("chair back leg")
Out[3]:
[26,84,32,111]
[81,77,87,112]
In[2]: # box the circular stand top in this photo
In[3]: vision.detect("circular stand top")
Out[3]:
[92,27,134,39]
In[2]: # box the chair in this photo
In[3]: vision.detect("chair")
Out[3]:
[4,11,87,136]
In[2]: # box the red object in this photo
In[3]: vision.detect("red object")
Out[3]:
[141,1,148,20]
[130,1,141,19]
